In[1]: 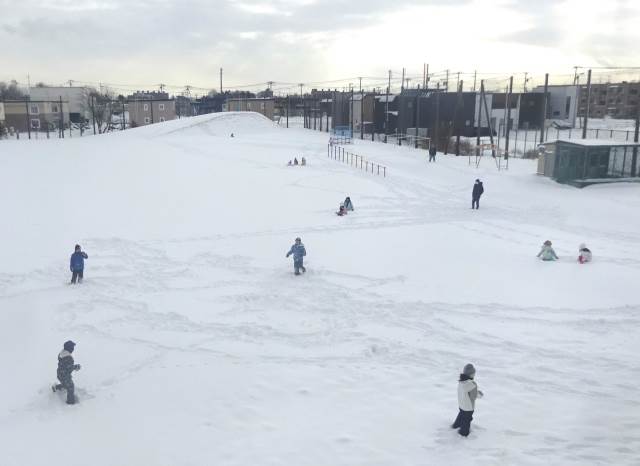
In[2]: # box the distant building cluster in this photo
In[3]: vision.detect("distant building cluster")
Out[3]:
[2,79,639,138]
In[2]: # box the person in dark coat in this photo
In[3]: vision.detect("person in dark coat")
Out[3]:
[286,237,306,275]
[337,204,347,216]
[343,196,354,211]
[52,340,81,404]
[429,146,437,162]
[472,179,484,209]
[70,244,88,284]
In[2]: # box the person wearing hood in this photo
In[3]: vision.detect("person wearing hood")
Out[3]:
[537,240,559,261]
[337,204,347,216]
[70,244,88,284]
[578,244,592,264]
[452,363,483,437]
[301,157,307,166]
[472,179,484,209]
[343,196,354,211]
[52,340,81,405]
[286,237,307,275]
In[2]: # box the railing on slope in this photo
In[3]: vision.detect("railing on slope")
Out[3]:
[327,143,387,177]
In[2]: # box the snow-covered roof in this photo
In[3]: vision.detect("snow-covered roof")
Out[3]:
[375,95,397,102]
[545,138,640,147]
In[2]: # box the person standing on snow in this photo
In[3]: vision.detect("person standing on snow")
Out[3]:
[452,363,483,437]
[70,244,89,284]
[428,146,437,162]
[52,340,81,405]
[472,179,484,209]
[578,243,592,264]
[286,237,306,275]
[343,196,354,211]
[537,240,559,261]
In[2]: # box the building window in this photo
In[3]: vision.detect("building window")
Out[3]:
[261,102,265,110]
[160,117,165,122]
[247,103,252,110]
[143,104,149,111]
[159,103,165,111]
[52,104,59,113]
[30,105,39,114]
[31,119,40,129]
[144,117,150,124]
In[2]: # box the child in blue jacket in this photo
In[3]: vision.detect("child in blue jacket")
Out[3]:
[70,244,89,284]
[286,237,306,275]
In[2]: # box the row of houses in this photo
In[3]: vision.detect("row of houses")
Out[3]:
[4,81,638,136]
[0,88,179,133]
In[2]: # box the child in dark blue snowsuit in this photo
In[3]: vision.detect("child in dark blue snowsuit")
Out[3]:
[286,237,307,275]
[52,340,81,404]
[70,244,88,284]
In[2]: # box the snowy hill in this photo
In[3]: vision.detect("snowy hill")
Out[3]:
[1,112,639,466]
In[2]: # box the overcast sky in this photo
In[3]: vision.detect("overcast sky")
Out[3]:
[1,0,639,93]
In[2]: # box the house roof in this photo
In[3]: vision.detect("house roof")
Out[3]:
[544,138,640,147]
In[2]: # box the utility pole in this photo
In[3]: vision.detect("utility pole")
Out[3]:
[299,83,304,97]
[632,103,639,176]
[476,80,483,148]
[445,69,449,92]
[425,64,429,89]
[24,96,31,139]
[67,79,74,87]
[523,72,528,92]
[401,68,405,92]
[385,70,391,143]
[59,96,65,139]
[220,68,223,93]
[473,70,477,92]
[358,77,362,93]
[434,86,440,152]
[582,69,592,139]
[455,80,463,155]
[540,73,549,144]
[573,66,579,85]
[423,63,426,89]
[91,95,96,135]
[456,72,460,91]
[504,76,514,160]
[159,83,165,92]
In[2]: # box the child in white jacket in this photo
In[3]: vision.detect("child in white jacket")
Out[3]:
[578,243,592,264]
[452,363,483,437]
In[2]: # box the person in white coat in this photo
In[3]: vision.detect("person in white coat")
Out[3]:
[452,363,483,437]
[578,243,592,264]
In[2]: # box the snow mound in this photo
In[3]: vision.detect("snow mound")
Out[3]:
[1,118,639,466]
[125,111,279,139]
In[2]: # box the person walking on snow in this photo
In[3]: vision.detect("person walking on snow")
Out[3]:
[537,240,558,261]
[429,146,437,162]
[337,204,347,216]
[578,243,592,264]
[70,244,88,284]
[52,340,81,405]
[472,179,484,209]
[343,196,354,211]
[452,363,483,437]
[286,237,306,275]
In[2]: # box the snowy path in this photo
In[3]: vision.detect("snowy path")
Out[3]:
[1,113,639,465]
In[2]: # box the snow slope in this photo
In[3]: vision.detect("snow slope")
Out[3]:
[1,112,639,466]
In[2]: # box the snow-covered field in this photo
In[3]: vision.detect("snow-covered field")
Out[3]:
[1,112,639,466]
